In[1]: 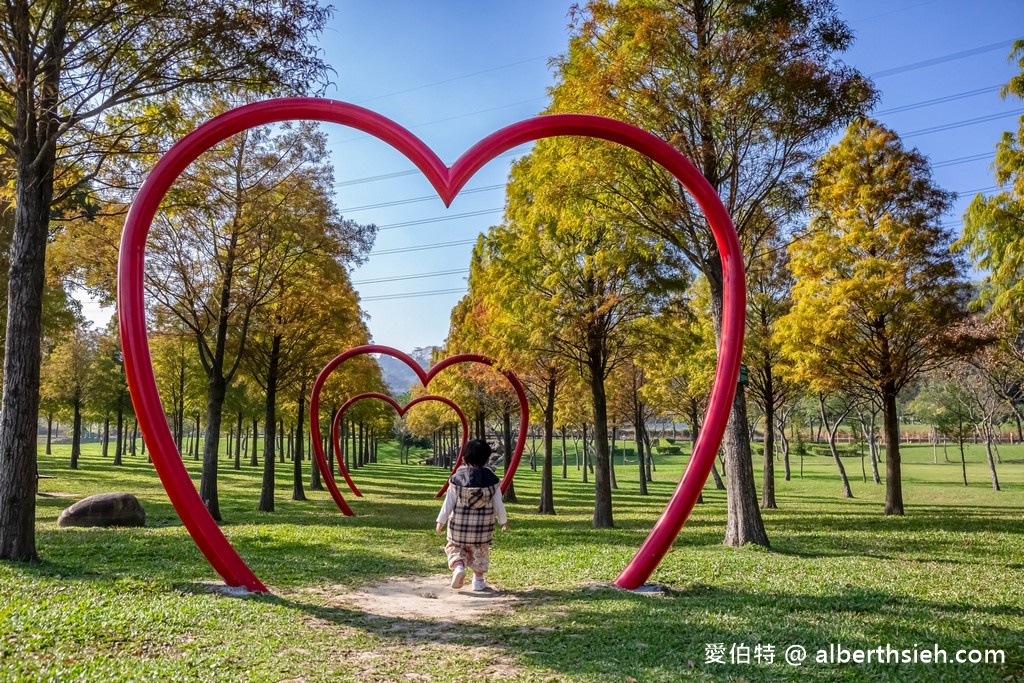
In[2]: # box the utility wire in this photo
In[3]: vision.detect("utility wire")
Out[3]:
[932,152,995,168]
[903,110,1024,138]
[328,99,546,147]
[340,184,504,213]
[352,268,468,286]
[334,149,523,188]
[376,209,502,231]
[362,287,467,302]
[869,39,1016,78]
[956,186,999,197]
[875,85,1003,115]
[371,238,477,256]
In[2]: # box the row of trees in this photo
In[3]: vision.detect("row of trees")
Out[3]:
[0,0,397,561]
[418,2,1024,553]
[3,0,1023,568]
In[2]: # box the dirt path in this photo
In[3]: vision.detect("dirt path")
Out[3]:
[335,574,518,622]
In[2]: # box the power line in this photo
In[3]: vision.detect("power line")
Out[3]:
[362,287,467,302]
[352,268,468,286]
[869,39,1016,78]
[932,152,995,168]
[333,149,524,189]
[875,85,1002,115]
[956,186,1000,198]
[377,208,502,231]
[328,99,546,147]
[371,238,477,256]
[340,184,504,213]
[902,109,1024,138]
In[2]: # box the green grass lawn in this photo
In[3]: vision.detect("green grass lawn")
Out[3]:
[2,437,1022,681]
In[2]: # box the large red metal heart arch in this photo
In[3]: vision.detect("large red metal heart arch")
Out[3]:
[116,98,745,593]
[328,390,472,500]
[317,347,527,504]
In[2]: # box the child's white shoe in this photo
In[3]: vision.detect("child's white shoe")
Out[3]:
[450,565,466,589]
[472,576,486,591]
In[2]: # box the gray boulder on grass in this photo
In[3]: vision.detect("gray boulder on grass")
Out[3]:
[58,492,146,528]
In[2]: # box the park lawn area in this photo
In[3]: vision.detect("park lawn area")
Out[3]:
[1,439,1022,682]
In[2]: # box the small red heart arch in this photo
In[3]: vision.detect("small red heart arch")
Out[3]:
[309,346,527,518]
[327,390,470,499]
[117,98,745,593]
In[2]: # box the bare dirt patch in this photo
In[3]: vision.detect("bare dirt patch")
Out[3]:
[329,575,518,622]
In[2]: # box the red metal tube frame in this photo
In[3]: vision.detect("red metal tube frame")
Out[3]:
[329,391,469,498]
[308,345,527,519]
[117,98,743,593]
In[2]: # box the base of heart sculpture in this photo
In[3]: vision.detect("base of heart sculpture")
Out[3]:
[117,98,744,594]
[309,346,527,519]
[329,391,470,498]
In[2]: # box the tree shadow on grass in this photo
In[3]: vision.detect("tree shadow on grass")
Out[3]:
[22,527,438,589]
[191,580,1024,682]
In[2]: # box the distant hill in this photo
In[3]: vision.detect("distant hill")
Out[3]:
[376,346,437,396]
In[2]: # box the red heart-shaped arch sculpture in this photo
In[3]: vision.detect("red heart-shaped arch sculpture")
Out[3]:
[328,391,470,499]
[309,345,528,518]
[117,98,744,594]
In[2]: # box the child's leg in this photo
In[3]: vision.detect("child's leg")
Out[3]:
[464,545,490,589]
[445,542,467,588]
[444,541,465,570]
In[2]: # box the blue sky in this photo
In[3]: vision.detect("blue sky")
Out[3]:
[310,1,1024,352]
[88,1,1024,350]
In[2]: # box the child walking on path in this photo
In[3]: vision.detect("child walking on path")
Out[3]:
[435,439,508,590]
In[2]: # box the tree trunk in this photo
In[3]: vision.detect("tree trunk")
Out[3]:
[561,428,568,479]
[581,423,589,483]
[102,416,110,458]
[199,376,227,520]
[358,421,365,468]
[984,424,1000,491]
[190,413,197,462]
[250,419,259,467]
[778,416,791,481]
[882,384,903,515]
[722,386,768,547]
[307,403,319,489]
[609,426,618,490]
[864,411,881,485]
[501,407,517,503]
[278,417,284,464]
[70,400,82,470]
[819,396,853,498]
[587,356,613,528]
[642,424,655,478]
[635,406,648,496]
[115,408,124,464]
[259,334,280,512]
[710,461,725,490]
[45,414,53,456]
[234,411,243,471]
[132,418,139,456]
[538,375,556,514]
[761,367,777,509]
[0,28,68,559]
[292,386,307,501]
[958,432,968,486]
[175,362,185,452]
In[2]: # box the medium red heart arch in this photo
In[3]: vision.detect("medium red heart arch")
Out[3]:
[117,98,744,593]
[327,391,470,499]
[308,345,528,520]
